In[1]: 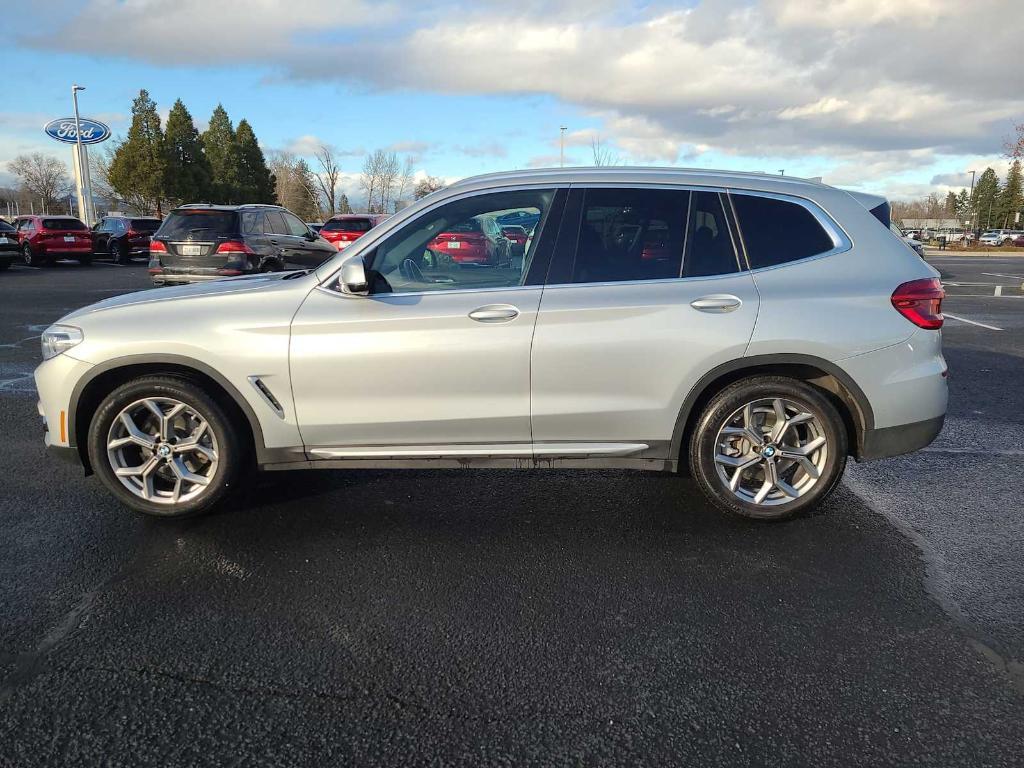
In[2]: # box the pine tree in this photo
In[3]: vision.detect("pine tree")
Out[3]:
[971,168,1001,230]
[235,119,276,204]
[955,188,971,221]
[337,193,352,214]
[202,104,240,203]
[996,160,1023,229]
[108,89,166,214]
[163,99,212,205]
[944,191,957,216]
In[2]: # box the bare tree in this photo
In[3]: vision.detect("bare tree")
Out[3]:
[378,151,401,213]
[313,144,341,218]
[8,153,71,211]
[1005,122,1024,160]
[393,155,415,210]
[359,151,381,213]
[591,136,619,167]
[268,150,320,221]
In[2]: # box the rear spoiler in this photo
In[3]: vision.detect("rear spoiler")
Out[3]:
[844,189,890,228]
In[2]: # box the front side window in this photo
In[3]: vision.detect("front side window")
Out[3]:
[571,188,688,283]
[731,194,836,269]
[282,212,310,237]
[368,189,554,294]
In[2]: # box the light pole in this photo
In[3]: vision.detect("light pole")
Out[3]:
[71,84,94,225]
[967,169,976,236]
[559,126,567,167]
[778,169,785,176]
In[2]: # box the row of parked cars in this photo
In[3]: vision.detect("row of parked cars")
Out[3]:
[0,204,540,284]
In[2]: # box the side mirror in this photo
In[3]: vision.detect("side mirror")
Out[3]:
[339,253,369,295]
[305,230,318,241]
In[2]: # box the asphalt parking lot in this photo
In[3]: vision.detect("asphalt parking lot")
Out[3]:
[1,258,1023,766]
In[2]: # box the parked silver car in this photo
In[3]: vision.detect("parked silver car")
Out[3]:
[36,168,947,521]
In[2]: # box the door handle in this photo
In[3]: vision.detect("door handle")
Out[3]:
[690,294,742,313]
[468,304,520,323]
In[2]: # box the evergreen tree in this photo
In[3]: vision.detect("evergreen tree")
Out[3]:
[202,104,240,203]
[108,89,166,214]
[163,99,212,205]
[943,191,957,216]
[996,159,1023,229]
[337,193,352,214]
[235,119,276,204]
[971,168,1001,230]
[955,188,971,221]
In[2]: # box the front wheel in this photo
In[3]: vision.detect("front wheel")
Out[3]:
[87,375,246,518]
[689,376,847,521]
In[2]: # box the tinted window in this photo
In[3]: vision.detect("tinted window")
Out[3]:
[130,218,161,232]
[282,212,309,237]
[732,194,835,269]
[264,211,290,235]
[42,218,86,231]
[241,212,262,235]
[571,188,688,283]
[322,217,373,232]
[0,220,14,232]
[369,189,554,294]
[684,191,740,277]
[159,210,237,238]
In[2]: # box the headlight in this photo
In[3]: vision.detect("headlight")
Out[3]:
[41,325,83,360]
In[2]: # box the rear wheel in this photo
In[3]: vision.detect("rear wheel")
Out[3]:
[110,239,129,264]
[22,243,46,267]
[87,376,246,518]
[689,376,847,521]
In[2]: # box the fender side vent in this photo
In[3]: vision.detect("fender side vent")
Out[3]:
[248,376,285,419]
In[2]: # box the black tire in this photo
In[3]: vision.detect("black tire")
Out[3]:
[22,243,45,267]
[688,376,847,521]
[87,375,247,518]
[258,258,283,273]
[110,239,129,264]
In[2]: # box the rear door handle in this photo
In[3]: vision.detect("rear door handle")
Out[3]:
[690,294,742,313]
[468,304,520,323]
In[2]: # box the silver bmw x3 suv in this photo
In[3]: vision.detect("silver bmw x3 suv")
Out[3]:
[36,168,947,521]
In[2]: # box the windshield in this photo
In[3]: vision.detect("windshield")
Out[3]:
[130,218,162,232]
[322,218,373,232]
[42,218,86,231]
[158,210,237,239]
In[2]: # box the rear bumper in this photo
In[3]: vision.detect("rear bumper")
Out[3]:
[860,414,944,460]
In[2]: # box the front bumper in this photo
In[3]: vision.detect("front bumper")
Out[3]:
[35,353,95,464]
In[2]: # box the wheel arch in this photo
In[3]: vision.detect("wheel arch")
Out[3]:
[70,354,265,474]
[671,354,874,464]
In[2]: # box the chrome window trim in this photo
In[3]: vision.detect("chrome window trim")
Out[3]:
[312,282,543,300]
[726,188,853,275]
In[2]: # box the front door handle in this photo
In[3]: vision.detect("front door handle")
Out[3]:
[468,304,520,323]
[690,294,742,313]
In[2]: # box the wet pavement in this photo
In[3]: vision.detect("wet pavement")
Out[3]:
[1,259,1022,766]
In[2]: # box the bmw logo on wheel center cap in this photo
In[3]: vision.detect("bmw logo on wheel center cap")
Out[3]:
[157,444,172,458]
[761,445,777,458]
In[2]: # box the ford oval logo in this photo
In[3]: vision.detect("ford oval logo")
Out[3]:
[43,117,111,145]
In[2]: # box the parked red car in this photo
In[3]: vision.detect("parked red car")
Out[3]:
[14,215,93,266]
[1013,235,1024,247]
[428,215,511,265]
[319,214,387,250]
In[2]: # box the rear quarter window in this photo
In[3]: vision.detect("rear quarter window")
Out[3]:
[731,194,836,269]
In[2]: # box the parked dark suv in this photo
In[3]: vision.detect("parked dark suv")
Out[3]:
[0,219,18,270]
[148,204,335,285]
[92,215,162,264]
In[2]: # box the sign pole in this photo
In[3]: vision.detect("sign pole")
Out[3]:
[71,84,95,225]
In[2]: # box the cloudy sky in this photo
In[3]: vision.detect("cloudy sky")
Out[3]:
[3,0,1022,201]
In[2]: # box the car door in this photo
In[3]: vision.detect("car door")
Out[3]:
[530,186,760,461]
[92,218,109,253]
[288,187,565,458]
[281,210,334,268]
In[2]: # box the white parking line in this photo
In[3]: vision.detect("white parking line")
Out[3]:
[944,312,1004,331]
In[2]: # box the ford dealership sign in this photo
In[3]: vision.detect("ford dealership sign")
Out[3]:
[43,117,111,145]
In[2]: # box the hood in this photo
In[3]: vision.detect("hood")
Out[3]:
[60,272,307,322]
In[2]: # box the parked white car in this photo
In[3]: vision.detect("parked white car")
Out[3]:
[36,168,947,521]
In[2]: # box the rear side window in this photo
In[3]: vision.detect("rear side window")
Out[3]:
[42,218,86,231]
[159,210,237,239]
[684,191,740,277]
[731,194,835,269]
[322,217,373,232]
[571,188,688,283]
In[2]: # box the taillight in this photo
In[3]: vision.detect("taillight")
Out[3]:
[892,278,943,329]
[216,240,254,255]
[150,239,167,253]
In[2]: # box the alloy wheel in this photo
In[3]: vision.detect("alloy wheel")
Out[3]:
[713,397,828,507]
[106,397,219,505]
